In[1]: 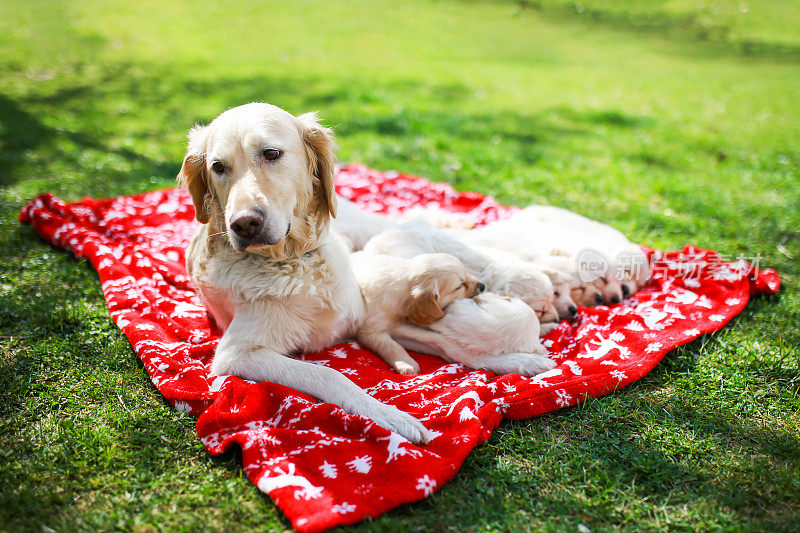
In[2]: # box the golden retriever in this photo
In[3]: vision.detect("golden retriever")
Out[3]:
[180,103,427,444]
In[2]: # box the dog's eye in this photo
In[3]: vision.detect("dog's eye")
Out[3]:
[554,291,560,297]
[211,161,225,174]
[263,148,282,161]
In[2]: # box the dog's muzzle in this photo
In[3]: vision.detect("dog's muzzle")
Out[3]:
[228,208,288,252]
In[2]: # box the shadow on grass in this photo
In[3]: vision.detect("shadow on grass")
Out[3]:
[0,63,656,197]
[512,0,800,62]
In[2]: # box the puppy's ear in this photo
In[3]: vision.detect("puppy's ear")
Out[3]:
[177,125,210,224]
[538,266,572,285]
[298,112,338,218]
[405,284,445,326]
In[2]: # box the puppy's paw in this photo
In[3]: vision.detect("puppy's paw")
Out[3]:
[521,354,557,376]
[393,359,420,375]
[483,352,556,377]
[528,342,549,356]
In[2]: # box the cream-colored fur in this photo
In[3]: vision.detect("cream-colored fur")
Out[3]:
[181,103,427,444]
[363,220,561,323]
[351,252,483,374]
[392,293,556,376]
[451,206,650,304]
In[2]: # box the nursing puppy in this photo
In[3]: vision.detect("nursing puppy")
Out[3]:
[351,252,484,374]
[392,293,556,376]
[364,221,560,324]
[180,103,427,444]
[453,207,650,303]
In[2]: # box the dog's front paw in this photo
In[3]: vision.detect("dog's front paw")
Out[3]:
[374,404,429,445]
[393,359,420,375]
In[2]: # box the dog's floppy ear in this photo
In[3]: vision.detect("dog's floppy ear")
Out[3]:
[177,125,210,224]
[405,279,445,326]
[297,112,338,218]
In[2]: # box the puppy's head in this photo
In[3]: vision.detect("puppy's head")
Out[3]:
[178,103,337,258]
[405,253,483,326]
[495,264,558,323]
[536,265,579,321]
[592,275,623,305]
[571,283,605,307]
[553,282,578,321]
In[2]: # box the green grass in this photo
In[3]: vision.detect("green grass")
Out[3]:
[1,0,799,530]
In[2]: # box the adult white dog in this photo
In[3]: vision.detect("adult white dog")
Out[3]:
[180,103,427,444]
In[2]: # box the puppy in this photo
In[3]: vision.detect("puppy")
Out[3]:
[392,293,556,376]
[181,103,427,444]
[333,196,397,251]
[364,221,560,323]
[452,206,650,304]
[533,253,606,307]
[350,252,484,374]
[466,243,577,323]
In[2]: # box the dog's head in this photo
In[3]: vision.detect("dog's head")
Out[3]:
[492,263,559,323]
[405,253,483,326]
[178,103,337,259]
[535,265,579,321]
[570,283,605,307]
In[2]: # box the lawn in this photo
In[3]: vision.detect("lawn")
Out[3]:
[1,0,799,530]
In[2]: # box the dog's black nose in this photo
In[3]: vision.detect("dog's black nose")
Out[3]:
[568,305,577,318]
[621,284,631,297]
[230,210,264,240]
[477,282,485,293]
[594,293,604,305]
[610,295,621,304]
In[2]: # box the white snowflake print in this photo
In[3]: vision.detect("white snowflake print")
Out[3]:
[708,314,725,322]
[683,328,701,337]
[346,455,372,474]
[555,389,572,407]
[695,295,713,309]
[610,370,627,381]
[329,347,348,359]
[332,502,356,514]
[416,474,437,496]
[493,398,510,414]
[425,429,443,442]
[644,342,663,354]
[684,278,701,288]
[725,297,742,306]
[320,461,338,479]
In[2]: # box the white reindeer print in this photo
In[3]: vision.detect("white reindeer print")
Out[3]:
[257,463,324,500]
[580,332,630,360]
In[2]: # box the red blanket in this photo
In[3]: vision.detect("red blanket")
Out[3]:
[20,164,780,532]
